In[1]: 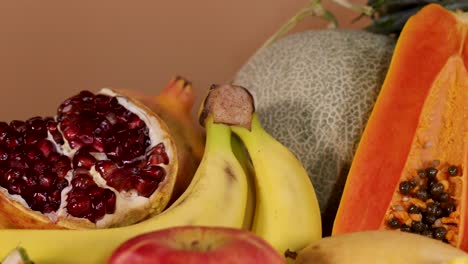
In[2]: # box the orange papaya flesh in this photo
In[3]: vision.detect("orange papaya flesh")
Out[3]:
[332,3,468,250]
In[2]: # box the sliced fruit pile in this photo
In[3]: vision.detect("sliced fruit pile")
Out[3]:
[0,3,467,264]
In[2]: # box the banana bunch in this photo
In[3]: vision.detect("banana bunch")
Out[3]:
[199,84,322,258]
[0,84,322,263]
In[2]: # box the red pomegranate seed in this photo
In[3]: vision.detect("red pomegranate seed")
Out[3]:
[3,168,22,183]
[26,117,47,137]
[103,189,116,214]
[6,136,20,149]
[49,189,62,204]
[91,196,106,220]
[78,133,94,145]
[9,158,29,170]
[128,114,144,129]
[147,143,169,165]
[92,137,105,152]
[94,94,112,111]
[10,120,26,134]
[24,146,43,161]
[8,179,25,195]
[88,186,103,197]
[33,160,49,174]
[63,125,79,141]
[97,118,111,132]
[24,130,43,145]
[48,152,61,163]
[147,153,169,166]
[95,160,118,180]
[31,192,48,210]
[71,174,95,190]
[43,204,56,214]
[0,122,9,143]
[106,145,124,163]
[106,170,133,191]
[69,140,83,149]
[23,174,38,189]
[133,175,158,197]
[152,143,166,154]
[36,139,56,158]
[45,119,57,131]
[54,156,71,178]
[79,90,95,101]
[9,148,22,158]
[72,148,96,169]
[39,174,55,190]
[55,178,69,191]
[0,146,9,162]
[67,195,92,217]
[143,165,166,181]
[46,120,64,145]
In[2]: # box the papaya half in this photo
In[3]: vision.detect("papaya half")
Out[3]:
[332,3,468,250]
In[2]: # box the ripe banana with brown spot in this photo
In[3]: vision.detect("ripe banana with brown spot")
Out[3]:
[199,84,322,259]
[0,116,249,263]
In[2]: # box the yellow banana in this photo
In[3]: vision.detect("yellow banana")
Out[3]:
[232,114,322,257]
[200,84,322,258]
[231,134,256,230]
[0,116,248,264]
[294,230,467,264]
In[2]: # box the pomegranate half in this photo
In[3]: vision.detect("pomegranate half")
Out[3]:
[0,88,178,229]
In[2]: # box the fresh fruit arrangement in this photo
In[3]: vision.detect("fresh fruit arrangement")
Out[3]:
[0,82,322,262]
[0,2,467,264]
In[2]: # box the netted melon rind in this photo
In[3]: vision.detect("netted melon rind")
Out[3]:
[233,29,395,233]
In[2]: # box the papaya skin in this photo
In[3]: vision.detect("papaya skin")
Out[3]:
[120,76,205,205]
[333,3,468,249]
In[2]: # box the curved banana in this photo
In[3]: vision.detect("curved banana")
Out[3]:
[200,84,322,258]
[231,134,256,230]
[232,114,322,257]
[0,116,248,264]
[294,230,467,264]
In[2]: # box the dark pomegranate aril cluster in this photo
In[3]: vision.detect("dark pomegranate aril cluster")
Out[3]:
[386,162,462,244]
[0,117,70,213]
[67,171,116,222]
[57,91,151,164]
[0,90,170,224]
[95,144,167,198]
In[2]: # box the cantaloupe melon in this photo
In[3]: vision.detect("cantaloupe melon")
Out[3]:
[233,29,395,234]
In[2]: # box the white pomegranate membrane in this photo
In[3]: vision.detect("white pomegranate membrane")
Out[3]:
[0,89,173,227]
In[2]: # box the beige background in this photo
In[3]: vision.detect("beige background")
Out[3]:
[0,0,368,121]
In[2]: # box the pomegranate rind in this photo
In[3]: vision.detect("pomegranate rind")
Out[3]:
[120,76,204,205]
[0,89,179,229]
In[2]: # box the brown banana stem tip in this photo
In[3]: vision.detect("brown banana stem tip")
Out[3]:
[198,84,255,130]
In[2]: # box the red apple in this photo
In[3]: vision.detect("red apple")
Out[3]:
[107,226,287,264]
